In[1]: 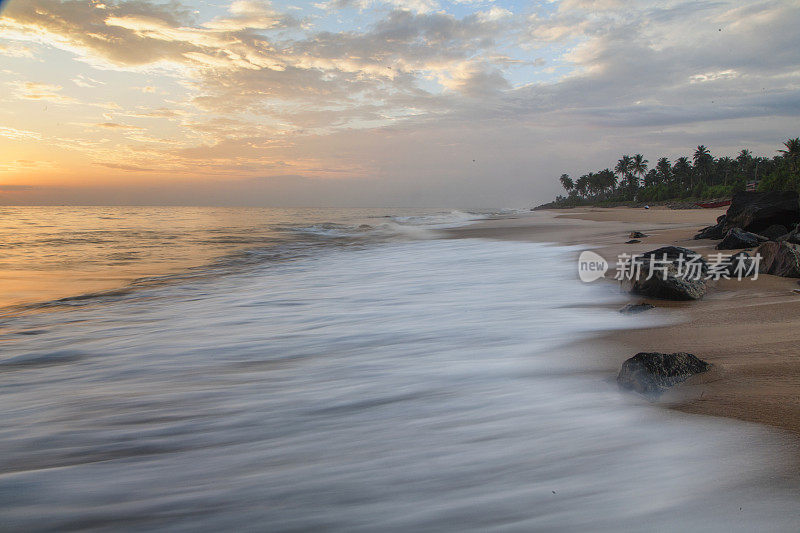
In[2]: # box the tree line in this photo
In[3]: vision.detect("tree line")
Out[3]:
[551,138,800,206]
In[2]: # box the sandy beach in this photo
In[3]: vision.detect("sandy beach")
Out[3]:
[448,207,800,436]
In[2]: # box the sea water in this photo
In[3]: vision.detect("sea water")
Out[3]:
[0,208,797,531]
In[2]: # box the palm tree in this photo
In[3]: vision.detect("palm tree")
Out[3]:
[615,155,633,192]
[673,157,692,190]
[778,138,800,172]
[575,175,589,198]
[693,145,711,164]
[715,156,735,185]
[644,169,658,188]
[693,145,713,185]
[632,154,649,187]
[614,155,631,181]
[559,174,574,192]
[736,149,752,178]
[655,157,671,183]
[737,149,752,166]
[586,172,605,196]
[598,169,617,197]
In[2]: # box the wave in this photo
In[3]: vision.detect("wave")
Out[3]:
[1,239,798,530]
[0,208,519,318]
[289,209,508,240]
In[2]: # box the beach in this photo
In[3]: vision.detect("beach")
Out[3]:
[2,206,799,530]
[447,207,800,436]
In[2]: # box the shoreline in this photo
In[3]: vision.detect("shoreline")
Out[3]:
[447,207,800,437]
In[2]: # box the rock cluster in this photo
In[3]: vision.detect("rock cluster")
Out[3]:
[723,191,800,234]
[694,191,800,247]
[614,193,799,400]
[688,191,800,279]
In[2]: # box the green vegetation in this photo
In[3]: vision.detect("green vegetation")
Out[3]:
[549,138,800,207]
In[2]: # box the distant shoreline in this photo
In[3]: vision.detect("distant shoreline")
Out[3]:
[447,207,800,437]
[531,197,731,211]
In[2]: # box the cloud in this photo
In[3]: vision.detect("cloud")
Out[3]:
[10,81,75,103]
[0,0,798,206]
[94,122,145,130]
[316,0,440,14]
[0,126,42,140]
[97,162,156,171]
[131,107,186,119]
[0,43,35,58]
[202,0,299,30]
[72,74,105,87]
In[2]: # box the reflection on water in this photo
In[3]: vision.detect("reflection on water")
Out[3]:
[0,206,494,310]
[0,237,798,531]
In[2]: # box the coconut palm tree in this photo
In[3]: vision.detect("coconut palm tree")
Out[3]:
[559,174,574,192]
[586,172,597,196]
[643,169,658,188]
[598,169,617,197]
[655,157,671,183]
[673,157,692,190]
[614,155,631,181]
[736,149,752,177]
[778,138,800,172]
[737,149,752,165]
[693,145,713,185]
[575,175,589,197]
[632,154,649,186]
[715,156,735,185]
[615,155,633,193]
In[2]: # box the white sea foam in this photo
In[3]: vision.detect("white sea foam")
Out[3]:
[290,209,496,241]
[0,238,797,531]
[388,209,492,227]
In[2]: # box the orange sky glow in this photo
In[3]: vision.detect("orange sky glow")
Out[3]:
[1,0,798,206]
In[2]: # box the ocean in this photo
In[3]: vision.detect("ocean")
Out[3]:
[0,207,798,531]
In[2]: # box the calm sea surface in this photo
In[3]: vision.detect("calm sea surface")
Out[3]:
[0,207,798,531]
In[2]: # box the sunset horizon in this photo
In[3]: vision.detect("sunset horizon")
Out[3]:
[2,0,798,206]
[3,1,800,530]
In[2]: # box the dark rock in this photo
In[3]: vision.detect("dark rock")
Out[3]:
[716,214,727,224]
[761,224,788,241]
[628,246,708,300]
[617,352,711,399]
[619,303,655,314]
[724,191,800,234]
[629,231,648,239]
[756,241,800,278]
[694,220,726,240]
[716,227,768,250]
[777,226,800,244]
[625,239,641,244]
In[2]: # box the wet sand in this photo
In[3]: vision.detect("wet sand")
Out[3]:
[447,207,800,436]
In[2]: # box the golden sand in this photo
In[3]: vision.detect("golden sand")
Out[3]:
[447,207,800,435]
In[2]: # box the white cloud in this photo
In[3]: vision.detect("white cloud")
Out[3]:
[0,125,42,141]
[0,0,798,205]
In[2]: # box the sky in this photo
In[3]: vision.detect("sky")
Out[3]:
[0,0,798,207]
